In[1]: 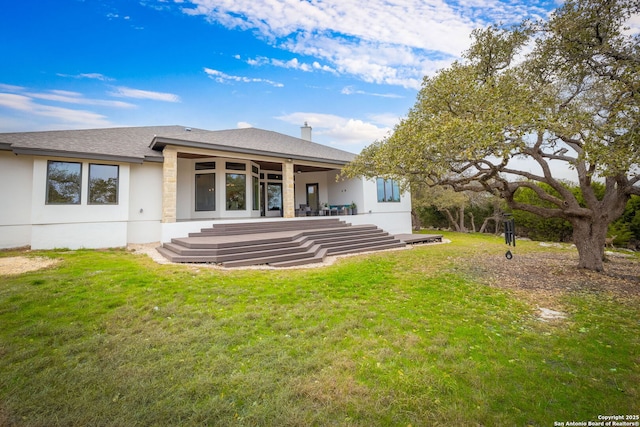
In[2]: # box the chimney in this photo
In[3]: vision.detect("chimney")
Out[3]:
[301,121,312,141]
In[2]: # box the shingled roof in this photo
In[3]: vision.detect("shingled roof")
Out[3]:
[0,125,356,165]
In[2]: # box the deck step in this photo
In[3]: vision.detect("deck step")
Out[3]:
[158,220,407,267]
[190,218,346,236]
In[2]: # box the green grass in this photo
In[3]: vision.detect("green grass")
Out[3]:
[1,233,638,426]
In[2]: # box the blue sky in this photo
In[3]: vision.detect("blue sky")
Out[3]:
[0,0,558,153]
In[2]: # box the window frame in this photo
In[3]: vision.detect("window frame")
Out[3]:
[195,173,216,212]
[267,182,283,211]
[376,177,401,203]
[88,163,119,205]
[225,173,247,211]
[46,160,82,205]
[252,175,260,211]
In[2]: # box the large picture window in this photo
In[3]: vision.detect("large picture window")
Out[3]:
[195,173,216,211]
[376,178,401,202]
[89,164,119,204]
[46,161,82,204]
[226,173,246,210]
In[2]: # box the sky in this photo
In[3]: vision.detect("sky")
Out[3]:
[0,0,559,154]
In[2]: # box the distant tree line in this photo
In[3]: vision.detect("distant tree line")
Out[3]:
[413,183,640,250]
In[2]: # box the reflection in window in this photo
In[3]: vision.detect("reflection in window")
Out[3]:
[267,183,282,211]
[46,161,82,204]
[195,173,215,211]
[89,164,119,204]
[376,178,401,202]
[226,162,246,171]
[253,176,260,211]
[195,161,216,170]
[226,173,246,210]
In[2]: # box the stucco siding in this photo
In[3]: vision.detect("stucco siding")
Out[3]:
[31,222,128,250]
[127,163,163,244]
[0,152,33,248]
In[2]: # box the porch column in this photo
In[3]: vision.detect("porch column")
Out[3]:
[162,146,177,223]
[283,160,295,218]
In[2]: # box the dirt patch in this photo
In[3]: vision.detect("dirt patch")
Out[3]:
[461,248,640,308]
[0,256,60,276]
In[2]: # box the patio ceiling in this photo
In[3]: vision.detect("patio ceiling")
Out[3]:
[177,153,336,173]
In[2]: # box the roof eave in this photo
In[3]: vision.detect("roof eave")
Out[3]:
[150,136,351,166]
[11,147,146,164]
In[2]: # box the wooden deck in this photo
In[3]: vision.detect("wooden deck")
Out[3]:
[394,233,443,244]
[157,218,406,267]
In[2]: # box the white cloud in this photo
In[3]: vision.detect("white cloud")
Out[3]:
[341,86,404,99]
[0,93,111,128]
[368,112,404,128]
[243,55,336,74]
[109,86,181,102]
[237,121,253,128]
[622,11,640,36]
[203,67,284,87]
[0,83,26,92]
[275,111,391,150]
[57,72,114,81]
[181,0,552,88]
[27,90,136,108]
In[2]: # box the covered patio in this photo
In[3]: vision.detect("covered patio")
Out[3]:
[152,128,364,225]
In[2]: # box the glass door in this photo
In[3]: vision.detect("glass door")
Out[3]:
[306,183,319,212]
[195,173,215,211]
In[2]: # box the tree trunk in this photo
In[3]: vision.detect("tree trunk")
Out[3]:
[479,217,490,233]
[458,206,466,232]
[469,211,476,232]
[411,209,422,231]
[441,209,461,231]
[571,217,608,272]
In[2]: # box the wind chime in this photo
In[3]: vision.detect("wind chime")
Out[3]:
[504,214,515,259]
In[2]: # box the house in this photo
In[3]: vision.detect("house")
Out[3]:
[0,124,412,252]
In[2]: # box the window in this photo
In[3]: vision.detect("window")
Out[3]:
[226,162,246,171]
[226,173,246,210]
[195,173,216,211]
[306,183,319,211]
[376,178,401,202]
[195,161,216,170]
[89,164,119,204]
[252,175,260,211]
[267,183,282,211]
[46,161,82,204]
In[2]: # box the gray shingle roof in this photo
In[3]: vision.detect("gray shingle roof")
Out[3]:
[0,125,356,165]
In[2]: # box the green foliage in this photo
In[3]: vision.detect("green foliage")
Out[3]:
[415,205,449,229]
[616,196,640,246]
[512,183,573,241]
[607,220,633,246]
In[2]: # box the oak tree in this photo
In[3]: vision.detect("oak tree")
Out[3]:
[344,0,640,271]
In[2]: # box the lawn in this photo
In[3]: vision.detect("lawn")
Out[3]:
[1,232,638,426]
